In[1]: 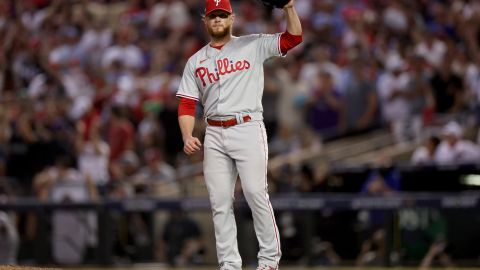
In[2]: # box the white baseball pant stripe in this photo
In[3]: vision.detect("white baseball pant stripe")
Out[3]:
[203,121,281,270]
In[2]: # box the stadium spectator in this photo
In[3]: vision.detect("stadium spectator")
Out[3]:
[137,104,165,152]
[116,148,179,262]
[339,57,378,134]
[269,124,299,158]
[356,167,401,267]
[306,71,345,139]
[277,211,306,263]
[430,58,465,114]
[101,27,144,72]
[32,154,98,265]
[120,0,150,28]
[411,135,441,165]
[300,45,341,91]
[0,211,19,264]
[0,106,11,178]
[420,237,455,269]
[262,65,281,140]
[158,91,184,164]
[356,228,386,267]
[149,0,191,34]
[6,103,66,194]
[309,237,341,266]
[77,17,113,71]
[471,58,480,126]
[292,164,341,266]
[156,210,205,267]
[273,60,310,131]
[131,148,178,197]
[377,54,411,143]
[108,106,135,178]
[434,121,480,164]
[76,111,110,189]
[414,31,447,70]
[406,55,435,143]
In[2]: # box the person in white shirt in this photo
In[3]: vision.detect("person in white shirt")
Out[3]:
[434,121,480,164]
[411,135,440,164]
[33,155,99,265]
[414,31,446,69]
[77,126,110,187]
[101,28,144,71]
[377,54,411,143]
[0,212,18,264]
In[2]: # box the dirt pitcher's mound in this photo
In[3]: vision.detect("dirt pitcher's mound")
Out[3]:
[0,266,60,270]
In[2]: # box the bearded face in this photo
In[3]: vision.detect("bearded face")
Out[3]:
[207,24,232,39]
[204,11,233,39]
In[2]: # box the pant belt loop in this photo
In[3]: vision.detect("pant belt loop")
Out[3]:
[235,113,243,125]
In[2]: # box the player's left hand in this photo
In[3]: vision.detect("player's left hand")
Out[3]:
[183,136,202,155]
[283,0,295,9]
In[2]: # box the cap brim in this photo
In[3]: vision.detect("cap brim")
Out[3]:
[205,8,232,15]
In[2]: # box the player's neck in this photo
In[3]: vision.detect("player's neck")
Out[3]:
[210,35,232,47]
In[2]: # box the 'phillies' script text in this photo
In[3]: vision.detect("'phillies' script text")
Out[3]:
[196,58,251,87]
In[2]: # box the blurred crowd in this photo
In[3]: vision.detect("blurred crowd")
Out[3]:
[0,0,479,196]
[1,0,480,267]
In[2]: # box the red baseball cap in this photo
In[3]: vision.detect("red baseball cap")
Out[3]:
[205,0,233,16]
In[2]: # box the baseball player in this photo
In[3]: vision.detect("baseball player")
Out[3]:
[176,0,302,269]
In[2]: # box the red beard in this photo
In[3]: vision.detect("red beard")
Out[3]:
[207,24,231,39]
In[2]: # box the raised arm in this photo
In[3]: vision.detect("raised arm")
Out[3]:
[283,0,302,35]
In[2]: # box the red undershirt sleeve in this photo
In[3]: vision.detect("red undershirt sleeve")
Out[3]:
[279,31,303,55]
[178,97,197,117]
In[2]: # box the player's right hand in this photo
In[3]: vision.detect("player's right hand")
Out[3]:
[183,136,202,155]
[283,0,295,9]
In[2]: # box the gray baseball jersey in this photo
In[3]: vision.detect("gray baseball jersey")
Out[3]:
[177,33,284,270]
[176,33,283,118]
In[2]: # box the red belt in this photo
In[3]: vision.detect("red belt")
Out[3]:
[207,115,251,127]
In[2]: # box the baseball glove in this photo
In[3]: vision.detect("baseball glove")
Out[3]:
[257,0,290,9]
